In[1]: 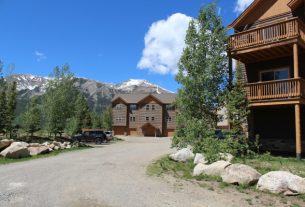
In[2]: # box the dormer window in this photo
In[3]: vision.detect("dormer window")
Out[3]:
[116,104,123,110]
[146,105,150,111]
[151,105,155,110]
[130,104,137,111]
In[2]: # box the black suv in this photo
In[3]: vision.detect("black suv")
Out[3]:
[72,130,107,144]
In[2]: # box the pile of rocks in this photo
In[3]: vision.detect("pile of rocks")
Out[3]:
[169,148,305,196]
[0,139,75,159]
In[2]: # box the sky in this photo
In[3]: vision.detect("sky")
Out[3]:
[0,0,254,92]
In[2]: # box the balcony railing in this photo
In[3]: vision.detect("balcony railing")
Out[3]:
[245,78,305,102]
[229,18,305,50]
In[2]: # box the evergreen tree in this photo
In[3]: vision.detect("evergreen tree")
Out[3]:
[74,93,92,131]
[6,81,17,136]
[65,117,79,136]
[0,63,7,134]
[101,106,112,130]
[91,112,102,129]
[226,63,249,135]
[172,3,228,148]
[43,65,78,137]
[22,97,41,136]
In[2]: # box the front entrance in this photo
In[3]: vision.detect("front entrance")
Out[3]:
[141,123,160,137]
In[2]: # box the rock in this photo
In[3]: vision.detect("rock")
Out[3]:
[169,148,194,162]
[193,163,206,176]
[54,146,59,151]
[0,142,29,158]
[194,153,208,165]
[28,146,50,156]
[219,153,234,162]
[28,143,41,147]
[42,142,50,146]
[221,164,261,185]
[0,139,14,151]
[60,144,66,150]
[198,160,231,177]
[52,141,61,147]
[257,171,305,194]
[49,144,55,149]
[65,145,71,149]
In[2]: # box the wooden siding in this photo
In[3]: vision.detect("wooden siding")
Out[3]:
[112,101,127,126]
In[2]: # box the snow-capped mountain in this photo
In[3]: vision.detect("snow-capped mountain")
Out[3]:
[9,74,174,114]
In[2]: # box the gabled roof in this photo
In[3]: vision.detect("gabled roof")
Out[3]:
[228,0,302,29]
[228,0,263,29]
[112,93,176,104]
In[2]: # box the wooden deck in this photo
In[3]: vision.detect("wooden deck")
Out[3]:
[245,78,305,102]
[229,18,305,51]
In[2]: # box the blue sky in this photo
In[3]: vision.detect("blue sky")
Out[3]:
[0,0,253,92]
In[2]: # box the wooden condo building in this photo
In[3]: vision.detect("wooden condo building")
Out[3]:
[228,0,305,158]
[112,94,176,137]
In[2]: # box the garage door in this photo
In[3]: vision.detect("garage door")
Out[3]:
[113,126,126,135]
[129,129,138,136]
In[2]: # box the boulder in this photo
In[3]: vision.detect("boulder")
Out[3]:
[65,145,71,149]
[52,141,61,147]
[0,139,14,151]
[60,143,66,150]
[28,146,50,156]
[194,153,208,165]
[219,153,234,162]
[0,142,29,158]
[221,164,261,185]
[193,163,206,176]
[54,146,60,151]
[257,171,305,194]
[28,143,41,147]
[49,144,55,150]
[42,142,50,146]
[197,160,231,177]
[169,148,194,162]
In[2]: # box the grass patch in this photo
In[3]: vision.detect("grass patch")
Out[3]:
[233,154,305,177]
[0,146,91,165]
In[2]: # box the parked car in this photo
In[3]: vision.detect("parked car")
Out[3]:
[104,131,113,141]
[72,129,107,144]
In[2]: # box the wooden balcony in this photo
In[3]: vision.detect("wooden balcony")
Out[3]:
[229,18,305,51]
[245,78,305,103]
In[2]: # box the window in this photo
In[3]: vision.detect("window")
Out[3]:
[130,104,137,111]
[166,116,172,122]
[151,117,155,121]
[146,117,149,121]
[146,105,150,111]
[116,116,123,122]
[166,105,175,111]
[130,116,136,122]
[151,105,155,110]
[260,68,289,82]
[116,104,123,110]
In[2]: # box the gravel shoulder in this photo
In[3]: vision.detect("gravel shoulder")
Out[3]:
[0,136,285,207]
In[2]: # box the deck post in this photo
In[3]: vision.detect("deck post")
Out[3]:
[293,43,299,78]
[295,104,302,159]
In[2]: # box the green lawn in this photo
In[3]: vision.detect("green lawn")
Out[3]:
[0,147,91,165]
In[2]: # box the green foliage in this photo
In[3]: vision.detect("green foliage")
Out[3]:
[173,3,228,148]
[91,112,102,129]
[22,97,41,136]
[43,65,78,136]
[101,106,112,130]
[226,63,249,135]
[0,88,7,133]
[6,81,17,136]
[74,93,92,131]
[64,117,79,136]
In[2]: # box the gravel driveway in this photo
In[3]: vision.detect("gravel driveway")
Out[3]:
[0,136,260,207]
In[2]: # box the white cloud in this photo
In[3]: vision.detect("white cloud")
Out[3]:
[35,51,47,62]
[137,13,192,75]
[234,0,254,13]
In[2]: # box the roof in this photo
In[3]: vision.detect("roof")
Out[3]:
[228,0,301,29]
[112,93,177,104]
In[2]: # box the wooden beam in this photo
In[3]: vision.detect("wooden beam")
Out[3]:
[295,104,302,159]
[228,53,233,89]
[293,43,299,78]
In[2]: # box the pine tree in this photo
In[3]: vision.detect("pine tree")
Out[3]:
[22,97,41,136]
[6,81,17,137]
[0,62,7,134]
[173,3,228,148]
[74,93,92,131]
[226,63,249,135]
[101,106,112,130]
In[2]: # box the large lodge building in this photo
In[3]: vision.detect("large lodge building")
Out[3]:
[228,0,305,158]
[112,94,176,137]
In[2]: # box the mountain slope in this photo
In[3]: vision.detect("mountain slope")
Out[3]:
[9,74,174,114]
